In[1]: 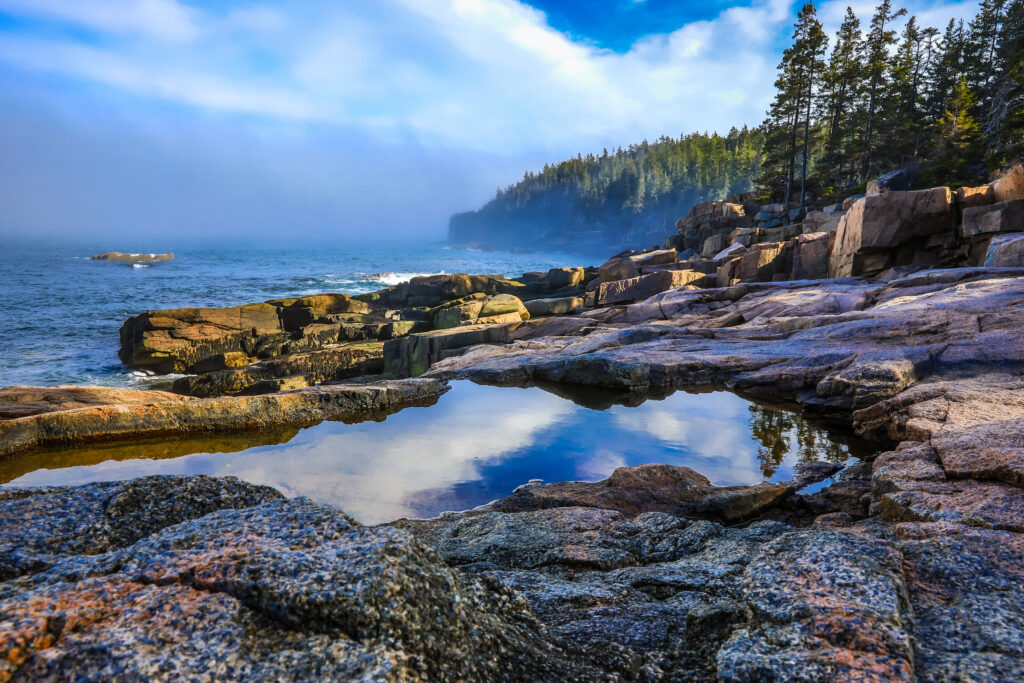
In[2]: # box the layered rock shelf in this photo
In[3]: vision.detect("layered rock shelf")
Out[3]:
[0,379,445,456]
[4,167,1024,679]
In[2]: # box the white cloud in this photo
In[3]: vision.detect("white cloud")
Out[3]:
[0,0,799,154]
[0,0,200,42]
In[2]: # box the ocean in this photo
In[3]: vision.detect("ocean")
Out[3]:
[0,240,591,388]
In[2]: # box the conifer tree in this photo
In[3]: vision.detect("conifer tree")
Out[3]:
[819,8,863,192]
[861,0,908,180]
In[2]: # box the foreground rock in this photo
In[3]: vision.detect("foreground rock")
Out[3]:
[5,472,1017,680]
[0,477,600,681]
[0,379,446,456]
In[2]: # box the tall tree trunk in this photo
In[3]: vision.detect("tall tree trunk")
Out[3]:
[862,85,877,181]
[801,71,814,207]
[786,88,802,204]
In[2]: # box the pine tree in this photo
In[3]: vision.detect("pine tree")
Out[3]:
[930,77,984,182]
[756,2,827,202]
[819,8,863,192]
[861,0,908,181]
[991,0,1024,161]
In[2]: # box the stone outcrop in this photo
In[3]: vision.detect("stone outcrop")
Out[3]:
[0,378,446,456]
[597,269,705,305]
[0,385,186,420]
[91,252,174,263]
[828,187,956,277]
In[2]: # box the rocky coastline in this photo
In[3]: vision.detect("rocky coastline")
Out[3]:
[3,169,1024,680]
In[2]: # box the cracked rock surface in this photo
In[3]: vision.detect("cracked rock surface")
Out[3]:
[3,268,1024,680]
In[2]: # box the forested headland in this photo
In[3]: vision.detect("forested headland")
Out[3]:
[448,130,763,254]
[449,0,1024,253]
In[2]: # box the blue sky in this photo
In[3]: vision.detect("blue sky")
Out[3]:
[0,0,979,242]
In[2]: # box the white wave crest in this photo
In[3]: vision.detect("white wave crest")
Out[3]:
[361,271,445,287]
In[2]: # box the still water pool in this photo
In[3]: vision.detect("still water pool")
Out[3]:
[1,382,872,524]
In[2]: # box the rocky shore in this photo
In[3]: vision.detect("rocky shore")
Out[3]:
[3,168,1024,680]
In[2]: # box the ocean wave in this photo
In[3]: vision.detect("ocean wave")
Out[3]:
[131,263,149,269]
[361,271,445,287]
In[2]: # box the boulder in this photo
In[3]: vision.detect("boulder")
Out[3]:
[990,164,1024,202]
[960,199,1024,239]
[867,168,913,195]
[524,296,584,318]
[356,274,517,308]
[597,270,704,305]
[545,267,584,290]
[738,241,791,283]
[187,351,252,374]
[842,194,866,210]
[630,248,677,268]
[171,343,385,397]
[712,242,747,261]
[598,256,640,283]
[791,232,831,280]
[984,233,1024,267]
[479,294,530,321]
[702,234,729,258]
[802,210,843,235]
[483,464,792,523]
[383,325,518,377]
[956,184,995,208]
[828,188,955,278]
[120,303,288,373]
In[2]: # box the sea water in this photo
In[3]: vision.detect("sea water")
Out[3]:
[0,240,591,387]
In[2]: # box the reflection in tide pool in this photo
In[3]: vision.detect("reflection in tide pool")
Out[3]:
[2,382,870,524]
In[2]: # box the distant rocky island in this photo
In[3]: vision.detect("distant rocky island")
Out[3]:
[91,251,174,262]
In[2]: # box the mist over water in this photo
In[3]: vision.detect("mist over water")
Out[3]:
[0,240,591,388]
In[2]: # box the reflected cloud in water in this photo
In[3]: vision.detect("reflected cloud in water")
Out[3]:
[5,382,869,524]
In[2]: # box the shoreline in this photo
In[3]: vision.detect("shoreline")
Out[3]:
[3,177,1024,679]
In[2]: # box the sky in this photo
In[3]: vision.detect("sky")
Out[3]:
[0,0,980,243]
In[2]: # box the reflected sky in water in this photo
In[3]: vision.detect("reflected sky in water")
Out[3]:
[3,382,868,524]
